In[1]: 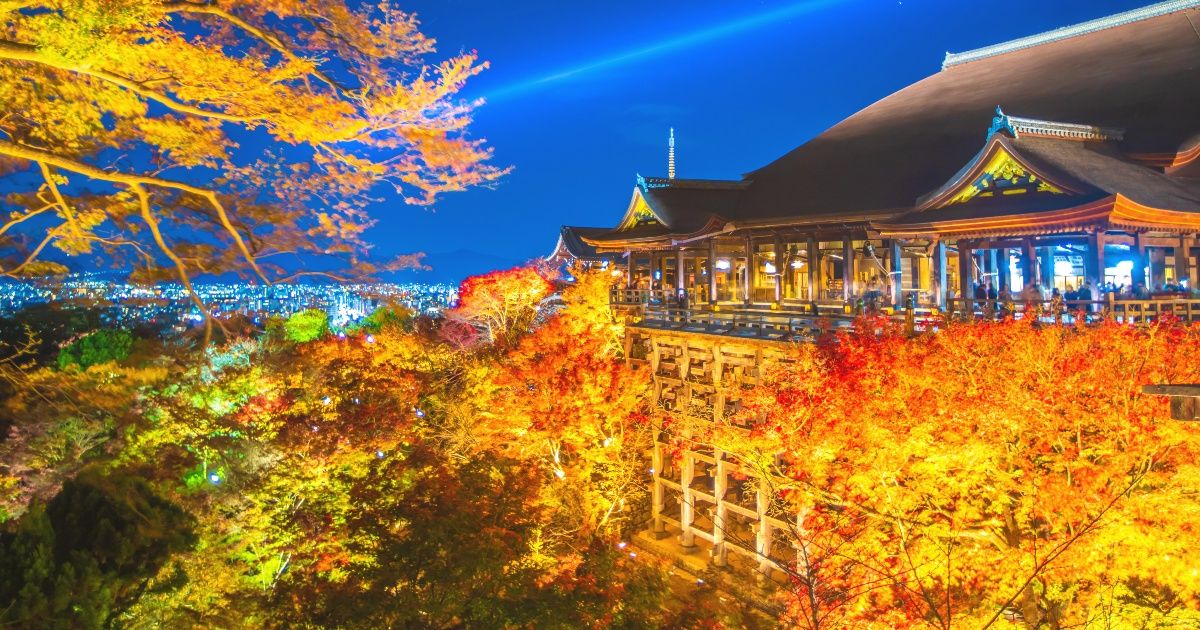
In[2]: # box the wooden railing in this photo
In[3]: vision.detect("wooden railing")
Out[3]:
[610,287,704,306]
[635,306,860,340]
[947,296,1200,324]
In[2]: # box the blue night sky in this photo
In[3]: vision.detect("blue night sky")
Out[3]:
[376,0,1153,280]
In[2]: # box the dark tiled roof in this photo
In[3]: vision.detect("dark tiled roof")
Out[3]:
[734,7,1200,221]
[554,226,622,261]
[640,184,743,233]
[1015,137,1200,210]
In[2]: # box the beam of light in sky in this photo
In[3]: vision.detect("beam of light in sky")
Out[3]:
[484,0,848,101]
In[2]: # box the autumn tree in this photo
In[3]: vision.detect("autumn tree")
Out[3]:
[0,467,196,629]
[0,1,505,320]
[443,265,556,348]
[695,318,1200,628]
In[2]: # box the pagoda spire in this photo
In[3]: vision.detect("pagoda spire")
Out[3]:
[668,127,676,179]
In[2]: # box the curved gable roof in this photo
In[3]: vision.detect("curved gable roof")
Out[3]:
[737,6,1200,221]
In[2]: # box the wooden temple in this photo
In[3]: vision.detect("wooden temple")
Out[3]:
[550,2,1200,585]
[556,0,1200,324]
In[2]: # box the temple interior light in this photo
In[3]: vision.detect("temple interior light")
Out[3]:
[764,262,777,273]
[791,260,805,269]
[715,259,731,270]
[1054,260,1076,276]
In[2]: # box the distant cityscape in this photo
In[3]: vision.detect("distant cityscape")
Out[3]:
[0,274,458,329]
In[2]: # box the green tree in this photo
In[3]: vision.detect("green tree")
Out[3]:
[56,328,134,370]
[0,467,197,629]
[283,309,329,344]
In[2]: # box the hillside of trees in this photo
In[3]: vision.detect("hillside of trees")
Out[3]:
[1,266,1199,628]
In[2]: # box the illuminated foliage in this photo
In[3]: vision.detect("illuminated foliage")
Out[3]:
[0,467,196,629]
[56,328,134,370]
[10,262,1200,627]
[695,317,1200,628]
[444,265,556,348]
[281,309,329,344]
[0,0,507,332]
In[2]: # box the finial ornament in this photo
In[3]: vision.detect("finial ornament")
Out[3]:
[987,106,1017,139]
[668,127,676,180]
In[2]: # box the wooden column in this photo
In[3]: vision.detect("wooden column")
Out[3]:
[1132,232,1148,289]
[1040,246,1055,289]
[806,235,820,303]
[651,442,665,534]
[933,240,948,309]
[679,451,696,550]
[842,235,854,303]
[1177,236,1192,285]
[648,251,659,292]
[773,235,784,305]
[712,457,728,567]
[1022,239,1037,287]
[625,250,634,288]
[1150,247,1166,288]
[755,477,773,575]
[888,239,903,306]
[987,249,999,292]
[675,248,686,292]
[744,234,754,306]
[958,241,974,319]
[1085,231,1106,292]
[997,247,1011,294]
[707,239,718,305]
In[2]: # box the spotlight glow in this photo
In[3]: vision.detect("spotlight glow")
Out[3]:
[487,1,845,100]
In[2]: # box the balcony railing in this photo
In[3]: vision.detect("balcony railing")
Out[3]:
[947,296,1200,325]
[626,296,1200,342]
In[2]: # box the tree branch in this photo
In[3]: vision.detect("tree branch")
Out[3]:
[0,39,253,124]
[0,138,271,284]
[162,1,348,93]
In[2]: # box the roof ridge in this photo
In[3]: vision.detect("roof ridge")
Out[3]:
[942,0,1200,69]
[637,175,747,190]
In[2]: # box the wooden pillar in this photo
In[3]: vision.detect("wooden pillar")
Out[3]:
[888,239,903,306]
[625,250,634,289]
[679,452,696,549]
[1040,246,1055,289]
[1085,231,1106,293]
[1177,236,1192,285]
[712,457,728,567]
[1150,247,1167,288]
[675,248,686,292]
[651,442,665,533]
[806,235,819,303]
[1132,232,1148,289]
[1022,239,1037,286]
[957,241,974,319]
[707,239,718,305]
[773,235,784,305]
[744,234,754,306]
[648,251,659,293]
[842,235,854,303]
[755,477,773,575]
[997,247,1011,294]
[987,249,999,293]
[933,240,948,309]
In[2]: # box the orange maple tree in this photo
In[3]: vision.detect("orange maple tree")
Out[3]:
[0,0,505,296]
[693,317,1200,628]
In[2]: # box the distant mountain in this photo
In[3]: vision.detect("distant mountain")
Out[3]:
[388,249,529,286]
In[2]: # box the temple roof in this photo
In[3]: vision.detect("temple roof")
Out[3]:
[735,3,1200,222]
[550,226,623,262]
[572,177,745,249]
[878,130,1200,237]
[560,2,1200,249]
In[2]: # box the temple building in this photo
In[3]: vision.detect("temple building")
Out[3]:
[557,0,1200,319]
